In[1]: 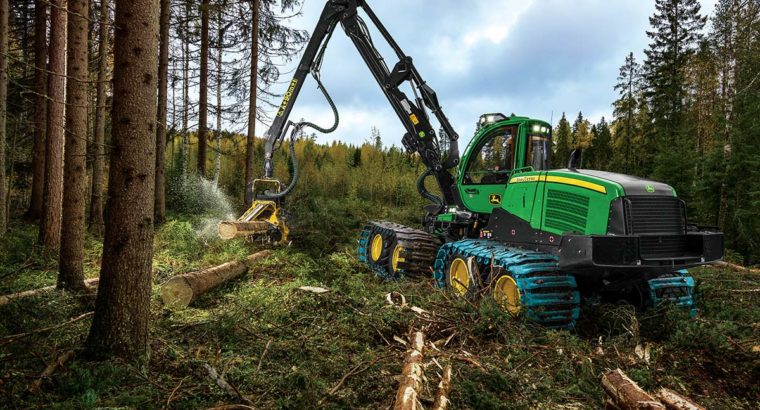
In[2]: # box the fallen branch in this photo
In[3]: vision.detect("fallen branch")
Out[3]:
[393,331,426,410]
[1,311,94,345]
[203,363,253,406]
[601,369,665,410]
[655,388,706,410]
[206,406,255,410]
[431,365,453,410]
[27,350,76,395]
[161,251,271,308]
[327,354,393,397]
[0,278,99,307]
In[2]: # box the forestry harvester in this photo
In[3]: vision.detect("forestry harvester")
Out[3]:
[220,0,724,328]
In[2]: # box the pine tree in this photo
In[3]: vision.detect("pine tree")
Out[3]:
[553,113,572,168]
[86,0,159,361]
[58,0,89,291]
[155,0,170,224]
[0,0,7,234]
[27,0,47,219]
[90,0,110,235]
[39,0,66,249]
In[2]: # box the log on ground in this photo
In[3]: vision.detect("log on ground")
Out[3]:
[393,331,426,410]
[160,250,271,308]
[0,278,99,307]
[218,221,271,240]
[431,364,453,410]
[655,388,705,410]
[601,369,665,410]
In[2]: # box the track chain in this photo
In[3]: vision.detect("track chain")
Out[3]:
[433,239,581,329]
[647,269,697,317]
[358,221,442,279]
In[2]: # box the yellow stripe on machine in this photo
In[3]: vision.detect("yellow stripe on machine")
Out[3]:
[508,175,607,194]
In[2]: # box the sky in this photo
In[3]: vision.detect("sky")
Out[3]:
[257,0,719,149]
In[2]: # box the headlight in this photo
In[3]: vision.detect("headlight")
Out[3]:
[532,124,541,132]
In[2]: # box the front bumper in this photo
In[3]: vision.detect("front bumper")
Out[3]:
[558,231,724,271]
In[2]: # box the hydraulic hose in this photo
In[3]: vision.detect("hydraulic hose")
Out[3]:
[416,169,444,209]
[258,73,338,201]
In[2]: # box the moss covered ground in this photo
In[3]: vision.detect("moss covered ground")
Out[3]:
[1,214,758,409]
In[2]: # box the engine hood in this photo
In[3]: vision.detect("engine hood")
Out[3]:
[559,169,676,197]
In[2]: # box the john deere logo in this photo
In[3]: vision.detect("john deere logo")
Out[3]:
[489,194,502,205]
[646,184,655,193]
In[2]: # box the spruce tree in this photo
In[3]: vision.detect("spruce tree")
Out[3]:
[612,52,642,174]
[553,113,572,168]
[644,0,706,199]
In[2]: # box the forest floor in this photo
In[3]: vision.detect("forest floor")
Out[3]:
[0,214,758,409]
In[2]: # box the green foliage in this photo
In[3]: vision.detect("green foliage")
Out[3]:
[553,113,572,167]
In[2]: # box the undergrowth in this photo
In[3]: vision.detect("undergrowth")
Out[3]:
[0,213,758,409]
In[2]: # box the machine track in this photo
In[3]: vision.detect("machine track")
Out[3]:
[358,221,442,279]
[433,239,581,329]
[646,269,697,317]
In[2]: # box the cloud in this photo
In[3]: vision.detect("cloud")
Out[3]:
[256,0,718,149]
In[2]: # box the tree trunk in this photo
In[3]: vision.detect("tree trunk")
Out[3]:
[181,1,190,173]
[244,0,259,208]
[601,369,665,410]
[197,0,209,177]
[393,331,425,410]
[89,0,109,236]
[213,7,223,187]
[39,0,67,250]
[27,0,47,220]
[160,250,271,308]
[0,0,8,235]
[59,0,90,291]
[155,0,169,224]
[85,0,159,361]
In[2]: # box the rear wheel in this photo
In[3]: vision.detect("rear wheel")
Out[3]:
[444,253,480,300]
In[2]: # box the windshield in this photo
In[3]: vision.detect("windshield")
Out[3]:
[526,135,551,170]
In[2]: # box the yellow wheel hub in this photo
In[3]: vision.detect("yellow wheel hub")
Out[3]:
[370,234,383,262]
[449,258,470,295]
[494,275,521,315]
[391,245,405,272]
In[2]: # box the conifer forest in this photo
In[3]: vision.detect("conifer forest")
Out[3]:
[0,0,758,408]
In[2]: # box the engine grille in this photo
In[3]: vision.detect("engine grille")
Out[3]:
[624,196,686,235]
[545,189,589,234]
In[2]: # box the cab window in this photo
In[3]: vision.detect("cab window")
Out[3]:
[463,127,516,185]
[525,134,551,170]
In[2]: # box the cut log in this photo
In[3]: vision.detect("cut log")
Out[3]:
[27,350,75,395]
[431,364,453,410]
[393,331,425,410]
[218,221,271,240]
[160,250,271,308]
[0,278,99,307]
[655,388,705,410]
[601,369,665,410]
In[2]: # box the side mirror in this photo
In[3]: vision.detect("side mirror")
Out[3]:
[567,149,582,170]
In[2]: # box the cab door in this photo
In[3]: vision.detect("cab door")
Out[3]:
[459,125,518,214]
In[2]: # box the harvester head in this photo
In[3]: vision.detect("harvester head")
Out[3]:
[218,179,289,244]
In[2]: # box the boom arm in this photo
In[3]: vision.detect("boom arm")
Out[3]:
[259,0,460,207]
